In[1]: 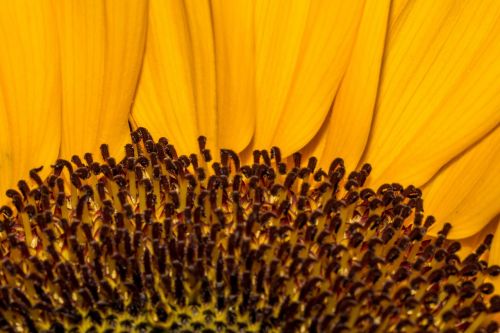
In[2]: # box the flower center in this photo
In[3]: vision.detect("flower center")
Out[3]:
[0,128,498,333]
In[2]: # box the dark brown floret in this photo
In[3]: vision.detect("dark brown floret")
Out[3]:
[0,127,498,333]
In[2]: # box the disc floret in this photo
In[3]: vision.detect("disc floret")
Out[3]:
[0,128,498,333]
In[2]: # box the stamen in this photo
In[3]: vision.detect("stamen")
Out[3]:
[0,127,497,332]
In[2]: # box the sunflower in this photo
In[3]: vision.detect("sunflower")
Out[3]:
[130,0,500,253]
[0,0,499,332]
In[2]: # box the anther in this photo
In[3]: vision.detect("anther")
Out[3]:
[0,127,497,333]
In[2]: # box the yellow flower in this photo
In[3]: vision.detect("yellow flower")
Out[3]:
[131,1,500,262]
[0,0,500,330]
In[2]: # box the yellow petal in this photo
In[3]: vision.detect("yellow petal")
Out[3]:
[442,217,499,297]
[135,1,257,155]
[489,218,500,291]
[320,0,391,170]
[184,1,218,154]
[57,0,148,159]
[424,127,500,239]
[362,0,500,187]
[491,218,500,261]
[211,0,255,153]
[133,0,218,155]
[0,1,60,195]
[454,217,498,260]
[253,0,310,151]
[389,0,413,29]
[254,0,366,156]
[300,107,331,162]
[132,0,198,155]
[456,237,477,261]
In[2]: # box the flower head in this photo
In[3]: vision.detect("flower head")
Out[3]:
[0,128,499,332]
[0,1,500,330]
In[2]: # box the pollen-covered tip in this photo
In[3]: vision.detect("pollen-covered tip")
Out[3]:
[0,127,498,332]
